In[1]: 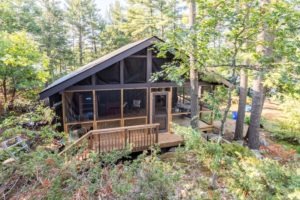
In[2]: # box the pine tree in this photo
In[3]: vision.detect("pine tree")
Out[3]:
[38,0,72,80]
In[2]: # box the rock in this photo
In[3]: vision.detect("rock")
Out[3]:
[251,149,263,159]
[3,158,16,165]
[235,140,244,146]
[260,138,269,146]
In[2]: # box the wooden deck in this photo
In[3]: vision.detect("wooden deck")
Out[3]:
[172,116,215,132]
[60,124,184,160]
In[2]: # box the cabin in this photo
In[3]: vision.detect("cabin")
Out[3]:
[40,36,227,154]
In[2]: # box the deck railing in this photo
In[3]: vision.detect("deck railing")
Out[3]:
[59,123,160,160]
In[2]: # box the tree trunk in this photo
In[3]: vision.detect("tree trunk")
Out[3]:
[2,79,7,103]
[248,72,263,149]
[220,68,236,136]
[234,68,248,140]
[9,87,16,109]
[91,26,97,55]
[79,25,83,65]
[189,0,199,129]
[248,0,273,149]
[260,86,268,115]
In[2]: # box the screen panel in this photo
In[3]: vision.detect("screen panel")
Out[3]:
[171,87,191,114]
[97,120,121,129]
[124,58,147,83]
[123,89,147,117]
[65,92,94,122]
[74,76,92,86]
[96,62,120,85]
[96,90,121,120]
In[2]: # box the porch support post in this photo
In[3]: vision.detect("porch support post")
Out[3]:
[199,86,203,120]
[146,48,152,82]
[61,92,68,134]
[168,88,172,133]
[121,89,124,126]
[93,90,97,130]
[120,60,124,84]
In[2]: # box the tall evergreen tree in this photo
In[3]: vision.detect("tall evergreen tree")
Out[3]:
[66,0,103,66]
[99,1,131,54]
[38,0,72,80]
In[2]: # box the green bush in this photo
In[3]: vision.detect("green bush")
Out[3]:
[226,157,300,199]
[0,103,64,146]
[222,142,253,158]
[174,125,300,199]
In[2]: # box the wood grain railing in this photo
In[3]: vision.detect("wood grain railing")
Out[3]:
[59,124,160,160]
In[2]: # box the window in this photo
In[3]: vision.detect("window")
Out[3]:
[96,62,120,84]
[123,89,147,117]
[124,58,147,83]
[65,92,94,122]
[74,76,92,85]
[96,90,121,120]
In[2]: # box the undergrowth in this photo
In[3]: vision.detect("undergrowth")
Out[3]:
[1,122,299,199]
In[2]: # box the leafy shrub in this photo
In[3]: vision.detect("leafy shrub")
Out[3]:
[222,142,253,158]
[244,115,251,125]
[0,103,64,145]
[174,125,300,199]
[201,86,228,120]
[226,157,300,199]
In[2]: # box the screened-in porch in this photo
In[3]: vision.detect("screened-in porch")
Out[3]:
[62,84,216,137]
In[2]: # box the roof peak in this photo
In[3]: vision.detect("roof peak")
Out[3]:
[40,36,163,99]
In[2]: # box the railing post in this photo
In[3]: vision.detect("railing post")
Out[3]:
[124,129,127,149]
[155,126,159,143]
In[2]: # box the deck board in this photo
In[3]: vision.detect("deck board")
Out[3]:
[172,116,214,132]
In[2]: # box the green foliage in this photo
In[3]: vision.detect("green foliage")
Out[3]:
[201,86,228,120]
[226,157,300,199]
[222,143,253,158]
[244,115,251,125]
[131,153,182,199]
[262,98,300,153]
[174,125,300,199]
[0,103,63,144]
[0,31,48,103]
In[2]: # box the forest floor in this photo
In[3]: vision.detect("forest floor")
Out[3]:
[213,99,299,161]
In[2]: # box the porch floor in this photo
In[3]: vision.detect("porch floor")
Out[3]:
[172,116,214,132]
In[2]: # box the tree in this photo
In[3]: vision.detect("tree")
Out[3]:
[234,68,248,140]
[247,0,300,149]
[38,0,72,81]
[188,0,199,129]
[66,0,103,66]
[99,1,131,55]
[0,31,48,108]
[84,0,105,59]
[116,0,179,40]
[0,0,41,34]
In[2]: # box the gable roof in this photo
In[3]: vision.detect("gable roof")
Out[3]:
[40,36,163,99]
